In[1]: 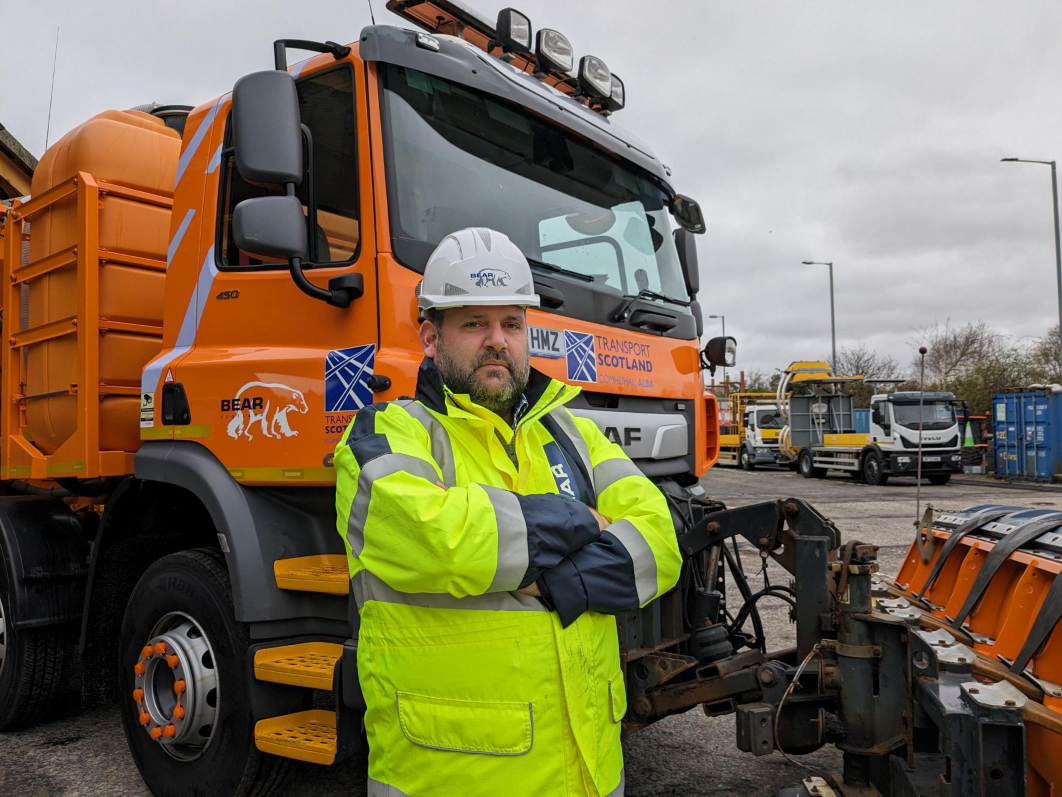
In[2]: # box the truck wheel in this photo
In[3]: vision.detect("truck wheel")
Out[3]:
[740,448,755,471]
[118,549,291,797]
[928,474,951,485]
[798,450,815,479]
[0,547,75,730]
[863,453,889,486]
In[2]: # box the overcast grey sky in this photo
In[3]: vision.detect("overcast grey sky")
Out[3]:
[2,0,1060,376]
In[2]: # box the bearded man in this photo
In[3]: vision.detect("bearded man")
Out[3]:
[335,227,680,796]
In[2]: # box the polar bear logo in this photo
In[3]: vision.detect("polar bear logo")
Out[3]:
[225,381,309,441]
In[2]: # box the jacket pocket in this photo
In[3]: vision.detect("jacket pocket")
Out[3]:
[395,691,533,755]
[609,677,627,723]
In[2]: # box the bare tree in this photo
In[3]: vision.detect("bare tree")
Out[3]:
[743,368,781,393]
[831,342,902,407]
[908,320,997,391]
[1029,325,1061,385]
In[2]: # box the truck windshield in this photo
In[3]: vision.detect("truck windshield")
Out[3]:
[379,64,689,303]
[893,402,956,431]
[756,410,783,429]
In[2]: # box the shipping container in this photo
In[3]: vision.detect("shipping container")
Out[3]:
[991,389,1062,482]
[853,407,870,434]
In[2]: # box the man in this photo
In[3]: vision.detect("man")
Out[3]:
[335,227,681,796]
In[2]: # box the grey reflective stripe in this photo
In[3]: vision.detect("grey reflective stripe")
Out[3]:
[352,569,547,613]
[548,407,595,492]
[347,453,441,556]
[482,485,530,592]
[608,519,658,605]
[606,770,626,797]
[399,400,457,487]
[593,457,643,495]
[367,776,411,797]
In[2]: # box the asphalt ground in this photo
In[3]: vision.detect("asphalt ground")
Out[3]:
[3,468,1062,796]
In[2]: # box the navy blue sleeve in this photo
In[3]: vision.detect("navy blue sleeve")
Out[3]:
[537,530,641,627]
[514,494,601,588]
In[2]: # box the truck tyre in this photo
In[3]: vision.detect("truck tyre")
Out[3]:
[863,453,889,486]
[740,447,755,471]
[928,474,952,485]
[118,549,291,797]
[0,545,76,730]
[798,450,823,479]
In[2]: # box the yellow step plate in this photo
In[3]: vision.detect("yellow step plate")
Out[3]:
[254,642,342,690]
[255,709,337,765]
[273,555,349,595]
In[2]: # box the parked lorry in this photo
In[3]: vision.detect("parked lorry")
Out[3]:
[1,5,1058,797]
[718,391,785,469]
[777,361,963,485]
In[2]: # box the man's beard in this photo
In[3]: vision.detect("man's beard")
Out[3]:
[436,347,530,416]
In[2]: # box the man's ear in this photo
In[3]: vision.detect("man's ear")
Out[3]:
[420,318,439,359]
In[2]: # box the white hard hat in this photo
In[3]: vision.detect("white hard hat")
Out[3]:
[417,227,540,312]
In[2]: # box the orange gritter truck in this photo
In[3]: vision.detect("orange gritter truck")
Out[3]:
[1,3,1061,796]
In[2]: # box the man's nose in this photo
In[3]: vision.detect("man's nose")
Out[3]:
[484,321,508,350]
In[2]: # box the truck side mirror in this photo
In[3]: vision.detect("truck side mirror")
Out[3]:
[702,336,736,376]
[672,194,706,234]
[674,228,699,296]
[871,408,883,425]
[233,196,308,261]
[231,70,303,185]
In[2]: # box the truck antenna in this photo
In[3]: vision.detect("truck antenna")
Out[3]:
[44,26,60,151]
[366,0,377,25]
[914,345,935,562]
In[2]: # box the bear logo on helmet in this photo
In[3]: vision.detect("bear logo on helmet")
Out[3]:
[470,269,511,288]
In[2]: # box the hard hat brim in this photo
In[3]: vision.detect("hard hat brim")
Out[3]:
[419,294,541,311]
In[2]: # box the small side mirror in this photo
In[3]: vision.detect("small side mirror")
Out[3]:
[672,194,705,234]
[233,196,308,261]
[872,409,883,425]
[674,228,699,296]
[232,70,303,186]
[702,335,736,376]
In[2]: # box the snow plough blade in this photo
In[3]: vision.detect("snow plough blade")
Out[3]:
[893,504,1062,793]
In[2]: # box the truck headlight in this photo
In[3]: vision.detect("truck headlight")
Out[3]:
[496,8,532,54]
[605,73,625,111]
[535,28,573,74]
[896,456,911,464]
[578,55,611,100]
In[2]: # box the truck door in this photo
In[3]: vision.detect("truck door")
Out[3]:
[170,57,379,486]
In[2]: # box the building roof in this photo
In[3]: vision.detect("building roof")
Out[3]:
[0,123,37,199]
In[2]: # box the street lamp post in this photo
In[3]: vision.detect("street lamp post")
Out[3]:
[1002,158,1062,378]
[708,314,726,386]
[802,260,837,371]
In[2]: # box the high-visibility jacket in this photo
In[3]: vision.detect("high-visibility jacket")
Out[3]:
[335,358,682,796]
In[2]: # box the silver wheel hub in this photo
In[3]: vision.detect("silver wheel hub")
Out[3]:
[131,612,219,761]
[0,593,7,678]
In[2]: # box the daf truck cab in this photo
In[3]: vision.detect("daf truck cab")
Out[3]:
[0,4,743,794]
[863,391,963,485]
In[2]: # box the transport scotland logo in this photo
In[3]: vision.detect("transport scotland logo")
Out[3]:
[326,344,376,412]
[565,331,597,383]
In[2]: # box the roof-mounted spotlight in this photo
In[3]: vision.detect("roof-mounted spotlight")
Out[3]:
[495,8,532,55]
[604,73,625,112]
[534,28,574,74]
[577,55,611,100]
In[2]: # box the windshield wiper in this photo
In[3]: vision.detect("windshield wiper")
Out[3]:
[612,289,689,322]
[528,258,594,283]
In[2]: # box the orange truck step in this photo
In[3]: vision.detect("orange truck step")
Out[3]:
[273,555,349,595]
[254,642,342,690]
[254,709,337,765]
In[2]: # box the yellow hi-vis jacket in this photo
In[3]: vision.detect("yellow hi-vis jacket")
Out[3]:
[335,359,682,796]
